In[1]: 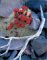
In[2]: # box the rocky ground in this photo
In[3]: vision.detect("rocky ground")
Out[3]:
[0,0,47,60]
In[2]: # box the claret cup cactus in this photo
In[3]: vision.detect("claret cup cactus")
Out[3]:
[0,6,37,37]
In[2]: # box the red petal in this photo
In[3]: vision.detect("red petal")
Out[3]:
[16,23,20,28]
[7,22,14,30]
[14,19,19,24]
[18,10,24,13]
[21,6,28,10]
[26,18,32,24]
[18,14,21,19]
[19,21,25,27]
[14,8,19,13]
[20,23,25,28]
[20,15,27,21]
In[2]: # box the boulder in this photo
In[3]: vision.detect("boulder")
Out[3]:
[0,0,28,17]
[25,0,47,12]
[32,35,47,56]
[29,11,40,30]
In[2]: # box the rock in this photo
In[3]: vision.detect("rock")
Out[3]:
[32,35,47,56]
[0,0,1,4]
[0,0,28,17]
[0,38,8,47]
[25,0,47,12]
[38,12,47,28]
[7,51,17,60]
[0,38,26,50]
[10,39,26,50]
[44,12,47,28]
[31,48,37,59]
[24,45,31,55]
[37,53,47,60]
[0,57,3,60]
[2,51,11,58]
[38,58,42,60]
[29,11,40,30]
[41,53,47,59]
[44,28,47,39]
[17,54,31,60]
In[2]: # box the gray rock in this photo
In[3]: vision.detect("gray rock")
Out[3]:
[17,54,31,60]
[0,57,3,60]
[25,0,47,11]
[38,12,47,28]
[31,48,37,59]
[0,0,28,17]
[29,11,40,30]
[7,51,17,60]
[0,0,1,4]
[32,35,47,56]
[41,53,47,59]
[10,39,26,50]
[0,38,26,50]
[37,51,47,60]
[2,51,11,58]
[44,12,47,28]
[38,58,42,60]
[24,45,31,55]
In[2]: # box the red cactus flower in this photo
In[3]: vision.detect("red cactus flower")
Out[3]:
[14,19,19,24]
[26,18,31,24]
[20,23,25,28]
[7,6,32,30]
[14,8,19,13]
[19,22,25,28]
[14,8,19,18]
[18,14,21,19]
[20,14,27,21]
[21,6,28,10]
[20,14,32,24]
[18,9,24,13]
[7,22,14,30]
[14,19,21,28]
[16,23,20,28]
